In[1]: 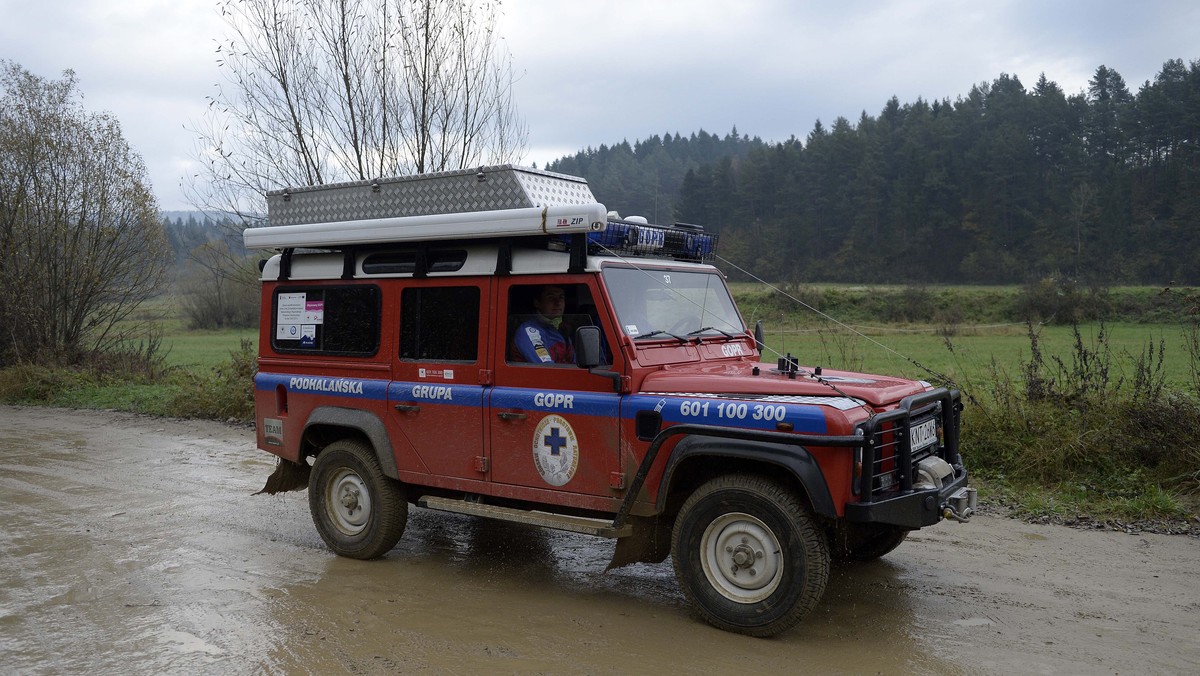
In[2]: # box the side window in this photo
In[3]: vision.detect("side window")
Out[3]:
[362,249,467,274]
[400,286,479,362]
[507,283,608,365]
[272,286,380,355]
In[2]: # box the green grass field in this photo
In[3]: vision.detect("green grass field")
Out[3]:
[119,295,258,370]
[758,321,1197,390]
[161,329,259,369]
[156,321,1195,387]
[730,281,1200,391]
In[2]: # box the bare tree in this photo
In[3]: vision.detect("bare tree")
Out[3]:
[187,0,528,221]
[0,62,169,366]
[179,239,261,329]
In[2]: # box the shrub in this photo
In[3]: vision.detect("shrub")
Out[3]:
[1015,277,1111,324]
[878,286,936,323]
[0,364,95,403]
[166,339,257,421]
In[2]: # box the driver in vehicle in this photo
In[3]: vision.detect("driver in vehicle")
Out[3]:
[512,285,575,364]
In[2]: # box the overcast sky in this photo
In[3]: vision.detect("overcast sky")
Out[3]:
[3,0,1198,211]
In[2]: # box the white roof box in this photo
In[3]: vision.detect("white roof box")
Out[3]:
[266,164,597,225]
[248,164,606,250]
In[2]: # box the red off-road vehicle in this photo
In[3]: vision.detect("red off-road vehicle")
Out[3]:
[246,165,975,636]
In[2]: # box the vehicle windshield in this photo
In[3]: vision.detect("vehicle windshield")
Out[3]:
[601,266,744,340]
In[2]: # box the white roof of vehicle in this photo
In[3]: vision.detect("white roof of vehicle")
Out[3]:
[245,204,607,251]
[259,247,719,281]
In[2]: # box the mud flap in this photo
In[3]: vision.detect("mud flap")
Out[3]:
[607,515,672,570]
[253,459,310,495]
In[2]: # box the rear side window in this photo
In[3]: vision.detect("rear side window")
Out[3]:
[362,249,467,274]
[271,286,380,355]
[400,286,480,362]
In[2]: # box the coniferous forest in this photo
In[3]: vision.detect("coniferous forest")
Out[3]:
[549,60,1200,285]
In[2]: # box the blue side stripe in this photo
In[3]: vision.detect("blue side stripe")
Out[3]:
[255,372,389,400]
[623,394,828,434]
[389,382,484,407]
[491,387,620,417]
[255,372,828,434]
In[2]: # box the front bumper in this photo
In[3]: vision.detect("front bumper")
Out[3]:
[843,467,975,529]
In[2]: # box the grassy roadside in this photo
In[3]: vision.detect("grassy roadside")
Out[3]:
[2,285,1198,528]
[0,332,258,420]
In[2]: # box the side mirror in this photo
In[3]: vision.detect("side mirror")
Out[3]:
[575,325,603,369]
[575,325,622,392]
[754,320,765,352]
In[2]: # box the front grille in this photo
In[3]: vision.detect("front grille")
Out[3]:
[855,390,962,501]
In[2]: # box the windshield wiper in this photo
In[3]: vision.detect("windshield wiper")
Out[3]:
[687,326,738,340]
[634,330,688,343]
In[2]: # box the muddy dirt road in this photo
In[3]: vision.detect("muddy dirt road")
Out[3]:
[1,405,1197,675]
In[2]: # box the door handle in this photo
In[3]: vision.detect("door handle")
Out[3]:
[497,411,527,421]
[394,403,421,413]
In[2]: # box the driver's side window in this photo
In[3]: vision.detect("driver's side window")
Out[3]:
[506,283,608,365]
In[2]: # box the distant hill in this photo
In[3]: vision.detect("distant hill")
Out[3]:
[162,210,215,222]
[160,211,244,261]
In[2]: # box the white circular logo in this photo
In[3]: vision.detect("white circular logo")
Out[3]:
[532,414,579,487]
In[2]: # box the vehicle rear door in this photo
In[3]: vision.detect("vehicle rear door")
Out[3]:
[389,279,489,480]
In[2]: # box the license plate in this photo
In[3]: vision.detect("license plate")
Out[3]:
[910,418,939,451]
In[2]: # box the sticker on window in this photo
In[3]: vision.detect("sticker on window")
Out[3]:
[304,300,324,324]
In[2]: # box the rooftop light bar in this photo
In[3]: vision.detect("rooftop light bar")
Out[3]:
[559,218,718,262]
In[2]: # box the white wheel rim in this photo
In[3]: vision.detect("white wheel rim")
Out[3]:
[326,468,371,535]
[700,512,784,604]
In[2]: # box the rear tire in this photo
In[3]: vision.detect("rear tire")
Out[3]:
[671,474,829,637]
[309,439,407,559]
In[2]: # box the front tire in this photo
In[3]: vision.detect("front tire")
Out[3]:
[671,474,830,637]
[309,439,407,559]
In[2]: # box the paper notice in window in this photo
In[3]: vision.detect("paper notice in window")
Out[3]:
[277,293,305,340]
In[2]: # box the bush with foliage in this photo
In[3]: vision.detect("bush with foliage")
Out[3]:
[166,339,257,420]
[1014,277,1111,324]
[957,322,1200,518]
